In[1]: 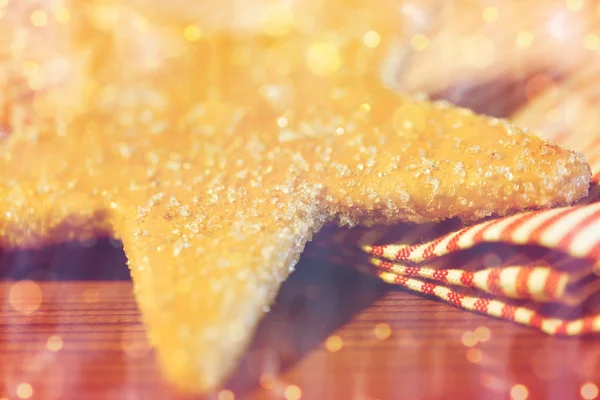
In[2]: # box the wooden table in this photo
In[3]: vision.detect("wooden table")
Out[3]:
[0,240,598,400]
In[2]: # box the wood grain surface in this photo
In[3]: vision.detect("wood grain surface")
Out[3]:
[0,239,599,400]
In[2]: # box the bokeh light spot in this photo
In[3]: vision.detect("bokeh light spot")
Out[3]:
[30,10,48,27]
[483,7,499,23]
[260,373,276,390]
[374,323,392,340]
[516,30,533,49]
[284,384,302,400]
[474,326,491,342]
[466,348,482,363]
[325,335,343,352]
[461,331,478,347]
[511,384,529,400]
[217,390,235,400]
[306,42,341,76]
[46,335,64,352]
[363,30,381,48]
[581,382,599,399]
[16,383,33,399]
[9,280,42,315]
[261,5,295,37]
[183,25,202,42]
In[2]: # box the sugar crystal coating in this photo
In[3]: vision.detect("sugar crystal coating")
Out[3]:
[0,1,592,394]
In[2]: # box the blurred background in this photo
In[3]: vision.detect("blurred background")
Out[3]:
[1,1,600,399]
[3,0,600,169]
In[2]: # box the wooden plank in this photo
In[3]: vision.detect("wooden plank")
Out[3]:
[0,257,598,400]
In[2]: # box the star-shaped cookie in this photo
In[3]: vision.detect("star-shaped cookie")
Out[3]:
[0,1,592,393]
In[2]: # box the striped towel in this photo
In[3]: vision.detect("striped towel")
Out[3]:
[316,35,600,334]
[340,0,600,335]
[306,179,600,335]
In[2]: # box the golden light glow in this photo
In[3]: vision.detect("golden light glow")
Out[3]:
[30,10,48,27]
[393,104,426,132]
[54,7,71,24]
[360,103,372,113]
[28,75,45,92]
[566,0,584,12]
[410,34,430,51]
[9,280,42,315]
[516,31,534,49]
[474,326,491,342]
[0,4,589,393]
[581,382,599,399]
[363,30,381,48]
[511,384,529,400]
[217,390,235,400]
[184,25,202,42]
[584,34,600,51]
[46,335,64,352]
[325,335,343,352]
[89,4,121,31]
[284,384,302,400]
[259,373,276,390]
[466,348,482,363]
[466,36,495,69]
[277,116,289,128]
[22,61,39,75]
[483,7,499,23]
[261,5,295,37]
[16,383,33,399]
[0,0,7,8]
[374,323,392,340]
[461,331,478,347]
[306,42,341,76]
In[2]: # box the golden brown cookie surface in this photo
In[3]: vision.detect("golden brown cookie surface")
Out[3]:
[0,1,592,393]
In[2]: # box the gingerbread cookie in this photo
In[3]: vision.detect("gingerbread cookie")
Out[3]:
[0,1,592,394]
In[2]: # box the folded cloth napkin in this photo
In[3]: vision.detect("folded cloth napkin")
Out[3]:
[335,0,600,334]
[306,173,600,336]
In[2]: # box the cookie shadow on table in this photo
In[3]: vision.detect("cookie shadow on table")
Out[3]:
[0,238,392,398]
[0,237,130,281]
[428,70,568,119]
[222,253,390,397]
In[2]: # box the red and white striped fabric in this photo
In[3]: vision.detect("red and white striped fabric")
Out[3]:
[307,178,600,335]
[320,2,600,334]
